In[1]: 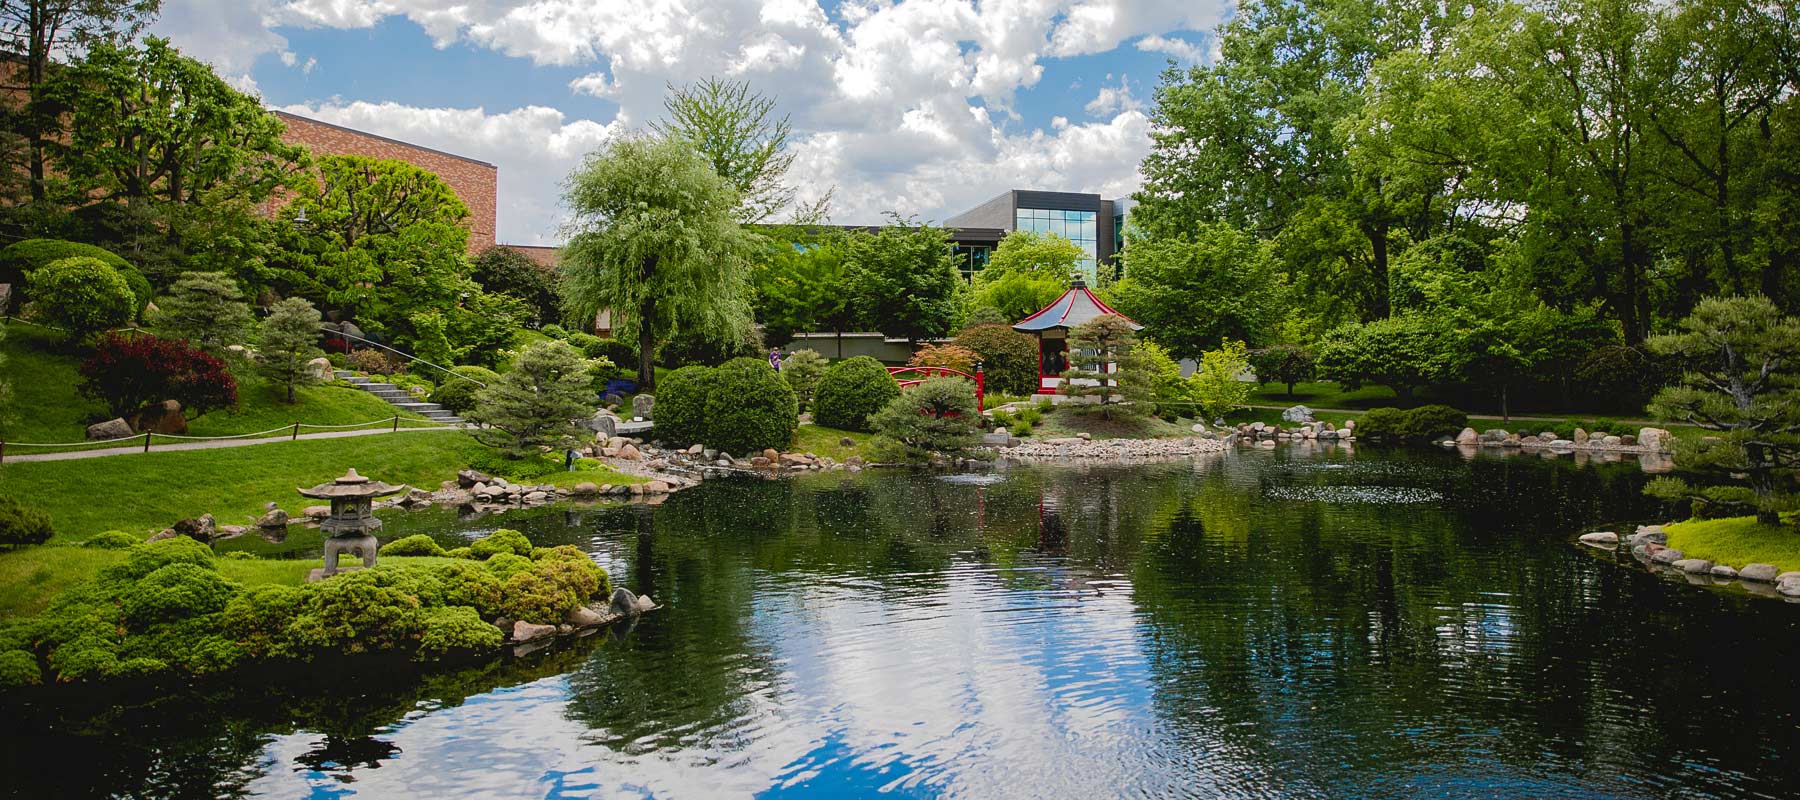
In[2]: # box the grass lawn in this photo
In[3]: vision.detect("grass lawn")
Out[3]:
[0,430,490,543]
[1247,381,1401,410]
[793,424,875,460]
[2,320,423,444]
[1664,515,1800,571]
[534,458,651,489]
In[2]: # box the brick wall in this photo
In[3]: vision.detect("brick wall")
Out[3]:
[274,111,498,253]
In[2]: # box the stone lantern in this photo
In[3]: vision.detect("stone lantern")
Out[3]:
[298,468,405,578]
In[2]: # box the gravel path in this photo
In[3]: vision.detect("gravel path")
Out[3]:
[0,426,464,464]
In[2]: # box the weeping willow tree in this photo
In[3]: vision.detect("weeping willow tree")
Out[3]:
[558,134,759,390]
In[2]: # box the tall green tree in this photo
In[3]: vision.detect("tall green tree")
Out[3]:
[970,231,1079,321]
[0,0,162,201]
[751,229,850,347]
[1645,296,1800,526]
[257,297,324,402]
[152,271,252,352]
[470,245,560,328]
[656,77,824,224]
[468,340,594,458]
[1110,222,1285,359]
[559,134,758,390]
[841,220,960,343]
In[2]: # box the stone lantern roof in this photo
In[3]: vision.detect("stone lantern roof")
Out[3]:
[297,468,406,500]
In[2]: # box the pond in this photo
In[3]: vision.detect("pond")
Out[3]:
[7,446,1800,799]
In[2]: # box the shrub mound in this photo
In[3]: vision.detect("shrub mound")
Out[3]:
[0,239,140,309]
[653,365,717,446]
[813,356,901,432]
[954,324,1040,396]
[380,534,448,557]
[26,257,135,338]
[1354,404,1468,442]
[871,377,982,461]
[704,358,799,455]
[426,366,500,415]
[84,531,140,550]
[0,530,611,687]
[0,496,54,548]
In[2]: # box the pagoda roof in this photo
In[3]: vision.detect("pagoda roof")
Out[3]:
[1011,280,1142,332]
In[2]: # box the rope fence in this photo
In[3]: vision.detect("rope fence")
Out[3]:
[0,415,463,463]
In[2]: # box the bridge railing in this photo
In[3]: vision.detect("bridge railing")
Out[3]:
[885,363,985,411]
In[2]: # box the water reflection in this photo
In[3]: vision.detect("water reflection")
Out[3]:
[7,447,1800,799]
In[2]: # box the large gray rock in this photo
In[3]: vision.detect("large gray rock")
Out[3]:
[256,506,290,528]
[632,393,655,420]
[608,587,643,618]
[572,481,600,495]
[1628,526,1668,546]
[1480,429,1510,443]
[587,411,620,439]
[1739,563,1782,582]
[566,605,608,628]
[1578,531,1619,546]
[1650,548,1685,565]
[172,513,218,543]
[511,620,557,641]
[1711,565,1739,579]
[1779,577,1800,598]
[1637,427,1672,451]
[1672,558,1714,574]
[86,417,134,441]
[305,357,334,382]
[457,469,493,488]
[1282,405,1314,423]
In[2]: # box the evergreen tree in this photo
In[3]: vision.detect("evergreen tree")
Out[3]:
[1061,314,1151,419]
[468,340,594,458]
[258,297,324,402]
[153,271,252,351]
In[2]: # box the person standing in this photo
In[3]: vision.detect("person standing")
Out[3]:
[769,347,782,372]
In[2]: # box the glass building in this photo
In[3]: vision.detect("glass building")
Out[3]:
[945,190,1128,284]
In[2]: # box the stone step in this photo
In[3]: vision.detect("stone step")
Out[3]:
[370,390,415,401]
[393,402,445,412]
[359,383,397,391]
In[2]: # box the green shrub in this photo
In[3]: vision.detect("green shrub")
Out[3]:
[586,337,638,369]
[0,496,54,548]
[990,409,1015,428]
[0,238,134,306]
[533,553,607,602]
[222,551,257,560]
[116,266,152,321]
[25,256,134,339]
[222,584,304,659]
[484,552,534,581]
[0,650,40,687]
[1016,405,1043,426]
[704,358,799,455]
[813,356,901,432]
[446,546,474,560]
[1398,404,1467,440]
[433,561,505,617]
[1354,407,1409,441]
[541,324,570,339]
[103,538,214,582]
[653,365,715,446]
[284,570,427,654]
[870,377,982,461]
[468,528,533,560]
[417,606,502,659]
[48,639,120,681]
[381,534,449,557]
[781,349,827,411]
[1012,420,1034,437]
[84,531,140,550]
[499,569,579,624]
[122,564,238,626]
[954,324,1040,396]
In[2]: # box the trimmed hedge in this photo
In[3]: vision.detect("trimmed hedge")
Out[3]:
[26,257,135,338]
[704,357,799,455]
[653,365,715,446]
[427,366,500,415]
[1354,404,1468,442]
[954,324,1040,396]
[0,239,138,308]
[0,496,54,548]
[812,356,901,432]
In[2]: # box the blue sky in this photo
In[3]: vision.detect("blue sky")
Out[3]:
[155,1,1221,245]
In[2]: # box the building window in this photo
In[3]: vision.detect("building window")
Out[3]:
[953,245,991,280]
[1015,208,1098,282]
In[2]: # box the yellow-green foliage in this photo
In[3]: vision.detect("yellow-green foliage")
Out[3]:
[418,606,502,658]
[1665,515,1800,571]
[1187,339,1250,420]
[484,552,533,581]
[0,650,40,686]
[467,528,533,559]
[381,534,448,557]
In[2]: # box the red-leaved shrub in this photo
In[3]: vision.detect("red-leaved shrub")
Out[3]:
[79,333,238,420]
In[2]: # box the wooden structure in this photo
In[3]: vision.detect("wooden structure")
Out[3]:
[1010,278,1142,395]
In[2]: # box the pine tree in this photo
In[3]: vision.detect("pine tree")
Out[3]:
[1061,314,1151,419]
[154,271,253,352]
[258,297,324,402]
[468,340,594,458]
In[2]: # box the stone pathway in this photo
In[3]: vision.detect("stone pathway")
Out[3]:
[1,426,463,464]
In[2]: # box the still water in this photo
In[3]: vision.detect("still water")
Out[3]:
[7,446,1800,799]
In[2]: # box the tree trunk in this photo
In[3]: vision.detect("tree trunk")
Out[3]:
[637,297,657,391]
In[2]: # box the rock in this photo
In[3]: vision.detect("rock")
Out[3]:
[1672,558,1714,574]
[632,394,655,420]
[524,491,548,503]
[457,469,493,488]
[1780,577,1800,598]
[256,507,290,528]
[686,444,703,455]
[303,505,331,519]
[618,444,642,460]
[1651,548,1686,565]
[1620,434,1637,446]
[134,400,187,435]
[1456,427,1478,445]
[1191,423,1208,433]
[1778,571,1800,582]
[567,605,608,628]
[1578,531,1619,545]
[839,437,856,448]
[1711,565,1739,579]
[1257,439,1277,449]
[305,356,334,382]
[511,620,557,642]
[587,411,620,438]
[572,481,600,495]
[983,432,1015,447]
[172,513,217,542]
[751,456,771,466]
[86,417,134,441]
[763,448,780,462]
[1738,563,1781,582]
[1282,405,1314,423]
[608,587,643,618]
[1638,427,1672,451]
[644,481,671,494]
[1077,432,1092,441]
[1602,435,1622,446]
[1573,428,1588,445]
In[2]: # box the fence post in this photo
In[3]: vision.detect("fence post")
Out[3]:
[143,432,152,453]
[392,415,399,432]
[292,422,300,441]
[975,361,985,412]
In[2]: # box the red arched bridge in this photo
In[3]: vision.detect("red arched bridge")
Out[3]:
[886,365,986,411]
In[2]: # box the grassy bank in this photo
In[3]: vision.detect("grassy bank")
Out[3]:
[792,424,875,461]
[1664,516,1800,571]
[0,430,489,542]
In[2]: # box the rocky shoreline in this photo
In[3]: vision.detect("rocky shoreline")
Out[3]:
[1580,525,1800,599]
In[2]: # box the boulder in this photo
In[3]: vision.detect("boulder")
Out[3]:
[134,400,187,435]
[303,505,331,519]
[256,507,290,528]
[1573,428,1588,445]
[608,587,643,618]
[1711,565,1739,579]
[686,444,703,455]
[1672,558,1714,574]
[1620,434,1637,446]
[86,417,134,441]
[566,605,608,628]
[1780,577,1800,598]
[983,432,1014,447]
[524,491,548,503]
[1077,432,1092,441]
[1455,427,1478,445]
[1602,435,1622,446]
[839,436,857,448]
[1282,405,1314,423]
[1637,427,1672,451]
[172,513,218,542]
[751,456,771,466]
[587,411,620,439]
[305,357,334,382]
[510,620,557,642]
[618,444,642,460]
[643,481,671,494]
[632,393,655,420]
[1650,548,1685,565]
[1738,563,1781,583]
[572,481,600,495]
[457,469,493,488]
[1578,531,1619,546]
[1628,525,1668,546]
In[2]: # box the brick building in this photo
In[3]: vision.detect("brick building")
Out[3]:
[273,110,498,253]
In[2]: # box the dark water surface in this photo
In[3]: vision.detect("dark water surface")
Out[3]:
[7,446,1800,799]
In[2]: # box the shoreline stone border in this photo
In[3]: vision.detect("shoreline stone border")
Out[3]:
[1579,524,1800,600]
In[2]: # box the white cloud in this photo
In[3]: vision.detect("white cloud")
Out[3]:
[157,0,1232,241]
[280,50,297,67]
[1135,33,1208,64]
[303,57,318,74]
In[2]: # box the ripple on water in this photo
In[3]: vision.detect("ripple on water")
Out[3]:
[1263,485,1446,504]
